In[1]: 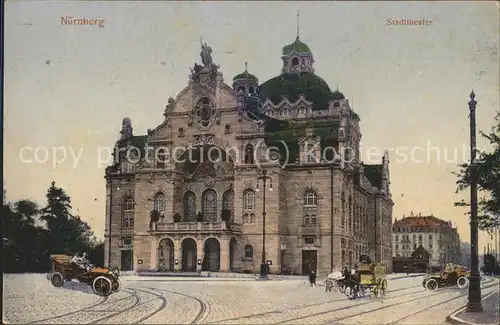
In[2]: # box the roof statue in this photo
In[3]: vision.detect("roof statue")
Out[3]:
[200,37,213,67]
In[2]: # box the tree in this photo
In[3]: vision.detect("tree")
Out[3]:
[3,182,102,273]
[39,181,96,255]
[149,210,161,229]
[2,199,51,272]
[455,114,500,232]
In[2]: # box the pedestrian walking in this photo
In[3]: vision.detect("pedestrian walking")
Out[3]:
[309,270,317,287]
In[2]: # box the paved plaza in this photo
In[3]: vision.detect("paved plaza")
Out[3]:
[3,274,499,324]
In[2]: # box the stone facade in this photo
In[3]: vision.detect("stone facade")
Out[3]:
[104,36,394,275]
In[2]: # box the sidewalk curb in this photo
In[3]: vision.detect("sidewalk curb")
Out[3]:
[446,289,499,325]
[121,273,424,282]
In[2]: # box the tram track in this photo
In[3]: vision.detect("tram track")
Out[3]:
[25,289,130,324]
[388,280,500,325]
[279,278,497,324]
[89,288,167,324]
[27,287,169,324]
[211,277,495,324]
[209,282,425,324]
[153,287,211,324]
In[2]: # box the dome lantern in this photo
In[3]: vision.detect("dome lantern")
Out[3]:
[233,62,259,96]
[281,12,314,74]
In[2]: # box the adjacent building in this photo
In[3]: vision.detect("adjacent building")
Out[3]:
[104,33,394,275]
[392,213,461,267]
[460,241,471,267]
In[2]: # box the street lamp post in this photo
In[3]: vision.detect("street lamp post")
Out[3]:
[256,169,273,278]
[108,180,113,267]
[466,90,483,312]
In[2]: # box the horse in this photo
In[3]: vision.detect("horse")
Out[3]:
[343,267,361,299]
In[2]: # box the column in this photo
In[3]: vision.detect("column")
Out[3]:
[197,238,204,272]
[150,237,158,271]
[220,237,230,272]
[174,238,182,271]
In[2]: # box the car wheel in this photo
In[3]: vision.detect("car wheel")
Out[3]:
[457,276,469,288]
[51,272,64,287]
[93,276,112,296]
[425,278,439,291]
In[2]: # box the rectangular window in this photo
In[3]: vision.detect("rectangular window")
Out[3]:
[123,237,132,246]
[304,237,315,245]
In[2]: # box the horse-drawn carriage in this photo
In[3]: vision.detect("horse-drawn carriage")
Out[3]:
[344,262,388,299]
[325,262,387,299]
[47,254,121,296]
[422,263,470,291]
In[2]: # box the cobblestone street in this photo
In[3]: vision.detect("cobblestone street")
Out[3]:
[3,274,499,324]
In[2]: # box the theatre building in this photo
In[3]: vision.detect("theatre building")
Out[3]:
[104,32,394,275]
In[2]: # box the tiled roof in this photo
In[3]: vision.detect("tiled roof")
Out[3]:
[393,215,448,228]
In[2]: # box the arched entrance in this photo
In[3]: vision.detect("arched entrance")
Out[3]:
[181,238,197,272]
[158,238,174,271]
[229,237,237,271]
[203,238,220,272]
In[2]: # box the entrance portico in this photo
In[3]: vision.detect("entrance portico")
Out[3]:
[153,235,235,272]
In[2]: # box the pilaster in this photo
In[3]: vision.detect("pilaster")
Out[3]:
[174,238,182,271]
[150,236,158,271]
[220,237,230,272]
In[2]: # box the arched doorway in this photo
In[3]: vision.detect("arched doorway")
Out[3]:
[158,238,174,271]
[203,238,220,272]
[229,237,237,271]
[181,238,197,272]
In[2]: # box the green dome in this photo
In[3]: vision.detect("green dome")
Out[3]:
[259,72,334,110]
[332,90,345,100]
[233,70,258,82]
[282,37,311,55]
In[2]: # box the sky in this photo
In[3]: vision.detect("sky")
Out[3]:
[4,1,499,251]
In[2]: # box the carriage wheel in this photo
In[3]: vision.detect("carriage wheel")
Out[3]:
[338,282,346,293]
[379,279,387,298]
[93,276,112,296]
[457,276,469,289]
[425,278,439,291]
[422,279,428,288]
[51,272,64,287]
[112,279,121,292]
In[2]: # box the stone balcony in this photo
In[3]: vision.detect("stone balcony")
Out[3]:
[299,223,321,236]
[152,221,242,234]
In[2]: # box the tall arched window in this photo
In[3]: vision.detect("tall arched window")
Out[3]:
[122,197,135,228]
[303,190,317,207]
[244,144,254,164]
[243,189,255,211]
[245,245,253,258]
[156,149,166,169]
[222,190,234,219]
[202,189,217,222]
[183,191,196,222]
[154,192,166,214]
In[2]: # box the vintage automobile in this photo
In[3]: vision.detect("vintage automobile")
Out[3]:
[422,263,470,291]
[47,254,121,296]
